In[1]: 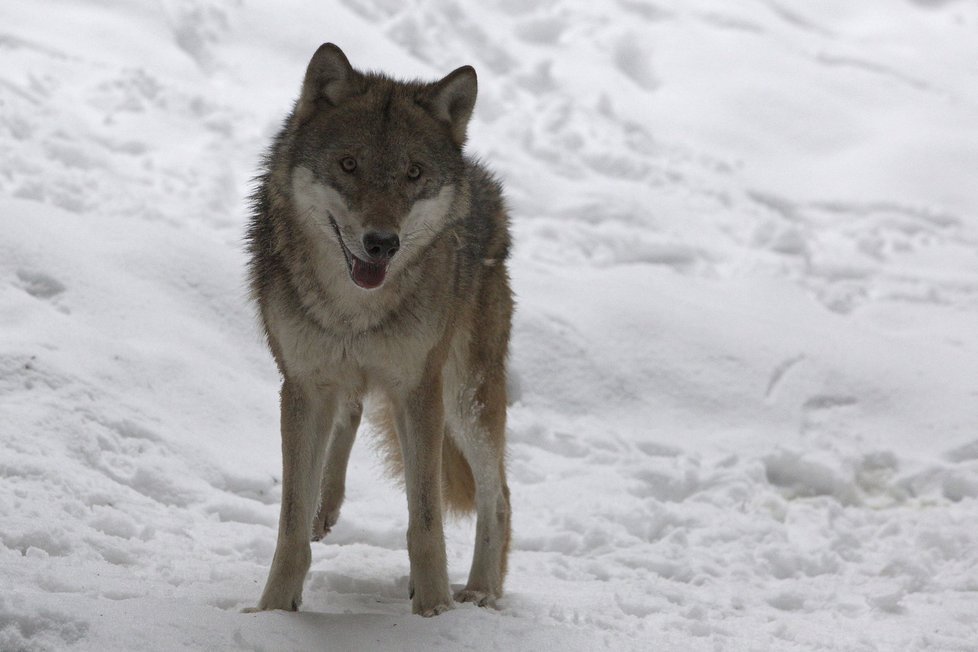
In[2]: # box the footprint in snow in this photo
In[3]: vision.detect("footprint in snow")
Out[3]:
[613,34,658,91]
[16,269,65,300]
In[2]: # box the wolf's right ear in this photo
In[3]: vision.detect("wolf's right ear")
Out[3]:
[295,43,356,122]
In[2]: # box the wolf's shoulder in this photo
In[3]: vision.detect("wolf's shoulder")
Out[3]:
[460,157,510,264]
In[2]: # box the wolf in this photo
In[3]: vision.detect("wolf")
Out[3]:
[244,43,513,617]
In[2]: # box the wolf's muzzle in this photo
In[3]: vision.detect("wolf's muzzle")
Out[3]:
[348,231,399,290]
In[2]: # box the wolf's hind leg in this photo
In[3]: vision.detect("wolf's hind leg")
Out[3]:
[312,401,361,541]
[452,384,511,608]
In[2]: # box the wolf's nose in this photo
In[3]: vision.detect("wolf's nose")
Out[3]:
[363,231,400,260]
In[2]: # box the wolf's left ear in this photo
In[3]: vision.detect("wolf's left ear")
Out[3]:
[420,66,477,147]
[295,43,356,123]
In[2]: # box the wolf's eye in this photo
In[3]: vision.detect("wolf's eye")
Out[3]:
[406,163,422,180]
[340,156,357,173]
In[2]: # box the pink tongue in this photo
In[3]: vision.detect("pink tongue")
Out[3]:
[352,257,388,289]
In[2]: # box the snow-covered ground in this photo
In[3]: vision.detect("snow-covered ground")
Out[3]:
[2,1,978,649]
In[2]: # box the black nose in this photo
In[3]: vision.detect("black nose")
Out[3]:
[363,231,399,261]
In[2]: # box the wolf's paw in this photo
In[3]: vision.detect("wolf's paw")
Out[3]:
[246,580,303,613]
[311,510,338,542]
[454,588,498,609]
[311,505,341,542]
[416,600,454,618]
[412,587,454,617]
[241,597,299,613]
[310,522,331,542]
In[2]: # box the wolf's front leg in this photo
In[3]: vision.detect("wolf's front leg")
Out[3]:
[396,377,453,617]
[249,379,333,612]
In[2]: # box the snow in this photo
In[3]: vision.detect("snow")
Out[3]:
[2,0,978,650]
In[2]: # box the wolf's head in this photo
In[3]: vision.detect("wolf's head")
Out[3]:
[287,43,476,291]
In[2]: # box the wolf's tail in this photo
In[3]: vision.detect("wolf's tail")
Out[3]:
[372,404,477,515]
[440,432,477,514]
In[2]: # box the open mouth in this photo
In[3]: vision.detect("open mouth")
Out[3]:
[350,256,388,289]
[327,215,389,290]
